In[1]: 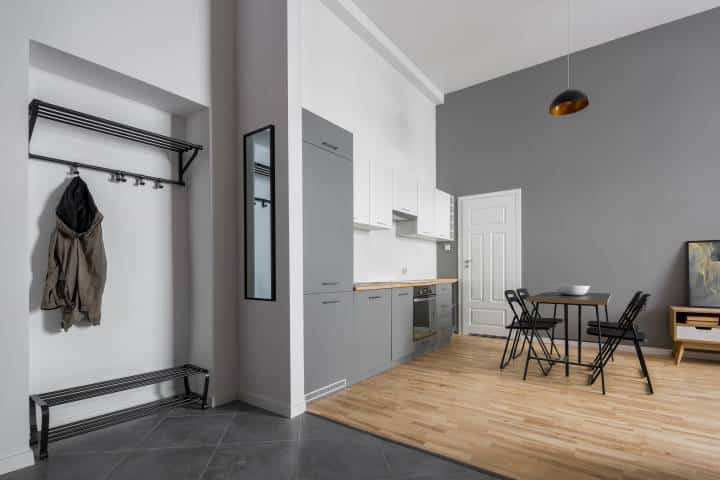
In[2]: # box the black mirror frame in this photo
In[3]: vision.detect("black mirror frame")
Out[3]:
[244,125,277,302]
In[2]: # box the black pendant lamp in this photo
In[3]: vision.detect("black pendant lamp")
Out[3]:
[549,0,588,116]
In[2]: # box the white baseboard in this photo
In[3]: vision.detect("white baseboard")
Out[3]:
[237,391,294,418]
[0,449,34,476]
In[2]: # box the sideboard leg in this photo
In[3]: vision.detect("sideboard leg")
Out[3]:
[674,343,685,366]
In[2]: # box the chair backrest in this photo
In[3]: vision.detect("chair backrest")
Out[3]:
[620,293,650,331]
[616,291,644,329]
[517,288,556,319]
[504,289,529,323]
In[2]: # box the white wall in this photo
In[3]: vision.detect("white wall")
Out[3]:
[237,0,305,418]
[0,2,33,475]
[301,0,438,282]
[0,1,240,473]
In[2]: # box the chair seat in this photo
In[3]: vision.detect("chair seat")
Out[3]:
[508,318,558,330]
[586,326,646,341]
[587,321,619,329]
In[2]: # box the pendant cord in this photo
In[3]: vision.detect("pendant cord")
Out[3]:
[566,0,570,89]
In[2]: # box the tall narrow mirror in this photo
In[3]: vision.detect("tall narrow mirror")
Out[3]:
[244,125,276,301]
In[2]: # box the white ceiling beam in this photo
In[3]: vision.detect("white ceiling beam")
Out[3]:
[320,0,444,105]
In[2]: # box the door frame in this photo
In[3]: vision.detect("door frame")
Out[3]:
[457,188,522,336]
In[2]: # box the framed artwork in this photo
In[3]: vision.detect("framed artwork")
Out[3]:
[688,240,720,307]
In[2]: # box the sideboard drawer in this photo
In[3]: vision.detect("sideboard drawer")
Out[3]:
[686,316,719,328]
[676,325,720,342]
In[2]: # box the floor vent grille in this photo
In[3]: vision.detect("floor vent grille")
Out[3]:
[304,379,347,403]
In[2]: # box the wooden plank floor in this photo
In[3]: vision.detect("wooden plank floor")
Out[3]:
[308,336,720,480]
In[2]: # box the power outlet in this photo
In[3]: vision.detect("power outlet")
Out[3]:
[401,267,408,275]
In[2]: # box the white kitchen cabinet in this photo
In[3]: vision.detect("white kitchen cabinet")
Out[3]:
[353,142,371,227]
[392,171,418,217]
[396,180,436,240]
[369,160,393,229]
[434,189,452,241]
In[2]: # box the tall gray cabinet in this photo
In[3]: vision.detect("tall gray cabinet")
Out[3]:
[302,110,353,401]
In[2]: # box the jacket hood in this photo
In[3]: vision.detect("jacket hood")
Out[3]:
[56,177,101,234]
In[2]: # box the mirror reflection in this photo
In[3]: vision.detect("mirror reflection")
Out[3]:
[244,126,275,301]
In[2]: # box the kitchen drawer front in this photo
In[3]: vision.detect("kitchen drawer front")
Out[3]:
[414,336,435,356]
[304,292,353,396]
[685,315,720,328]
[303,141,353,294]
[436,305,453,330]
[676,325,720,343]
[352,290,391,383]
[437,284,452,307]
[303,109,353,160]
[391,287,414,362]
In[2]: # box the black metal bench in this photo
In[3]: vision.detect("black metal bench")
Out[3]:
[29,364,209,459]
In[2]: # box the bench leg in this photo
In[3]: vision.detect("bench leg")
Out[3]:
[183,376,191,396]
[39,406,49,460]
[201,374,210,409]
[29,398,38,447]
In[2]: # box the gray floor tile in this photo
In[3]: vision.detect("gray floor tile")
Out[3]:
[140,415,233,448]
[50,414,165,454]
[300,414,366,441]
[221,410,301,445]
[0,452,126,480]
[106,447,214,480]
[202,443,300,480]
[380,442,472,478]
[296,436,390,480]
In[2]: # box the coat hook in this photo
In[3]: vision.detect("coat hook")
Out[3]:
[153,180,164,190]
[134,177,146,187]
[68,165,80,177]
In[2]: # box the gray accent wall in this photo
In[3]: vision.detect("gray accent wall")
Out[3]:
[437,8,720,348]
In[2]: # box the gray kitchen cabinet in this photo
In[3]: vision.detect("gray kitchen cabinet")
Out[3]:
[391,287,414,363]
[302,109,353,160]
[304,292,353,397]
[352,290,391,383]
[435,283,454,346]
[303,132,353,295]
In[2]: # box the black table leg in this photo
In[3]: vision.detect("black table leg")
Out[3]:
[596,304,606,394]
[564,304,569,377]
[577,305,582,364]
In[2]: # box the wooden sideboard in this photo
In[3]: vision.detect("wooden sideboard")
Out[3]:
[670,305,720,365]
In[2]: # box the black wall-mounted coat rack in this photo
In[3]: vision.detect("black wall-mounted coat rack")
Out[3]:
[28,99,204,187]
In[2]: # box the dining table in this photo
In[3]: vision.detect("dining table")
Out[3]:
[525,292,611,394]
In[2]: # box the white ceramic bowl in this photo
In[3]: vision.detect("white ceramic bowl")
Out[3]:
[558,285,591,296]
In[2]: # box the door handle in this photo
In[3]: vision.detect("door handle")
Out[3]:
[321,281,339,286]
[322,300,341,305]
[398,293,409,297]
[321,141,339,151]
[368,295,383,300]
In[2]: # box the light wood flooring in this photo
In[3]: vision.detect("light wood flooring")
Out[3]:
[308,335,720,480]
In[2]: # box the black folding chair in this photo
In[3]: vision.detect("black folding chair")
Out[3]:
[500,290,555,373]
[517,288,561,357]
[586,293,653,394]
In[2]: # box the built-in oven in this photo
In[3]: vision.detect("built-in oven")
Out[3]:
[413,285,436,341]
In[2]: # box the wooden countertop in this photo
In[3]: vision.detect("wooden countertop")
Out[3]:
[354,278,458,291]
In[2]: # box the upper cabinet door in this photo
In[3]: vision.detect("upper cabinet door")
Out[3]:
[416,181,437,237]
[392,171,418,217]
[353,140,370,226]
[435,189,452,241]
[369,160,392,230]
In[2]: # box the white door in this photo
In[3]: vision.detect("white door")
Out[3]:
[459,189,521,337]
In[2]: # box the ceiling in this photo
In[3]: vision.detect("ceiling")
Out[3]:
[352,0,720,94]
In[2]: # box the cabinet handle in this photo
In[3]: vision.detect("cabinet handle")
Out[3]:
[368,295,382,300]
[322,300,341,305]
[321,281,339,286]
[321,141,339,151]
[398,293,409,297]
